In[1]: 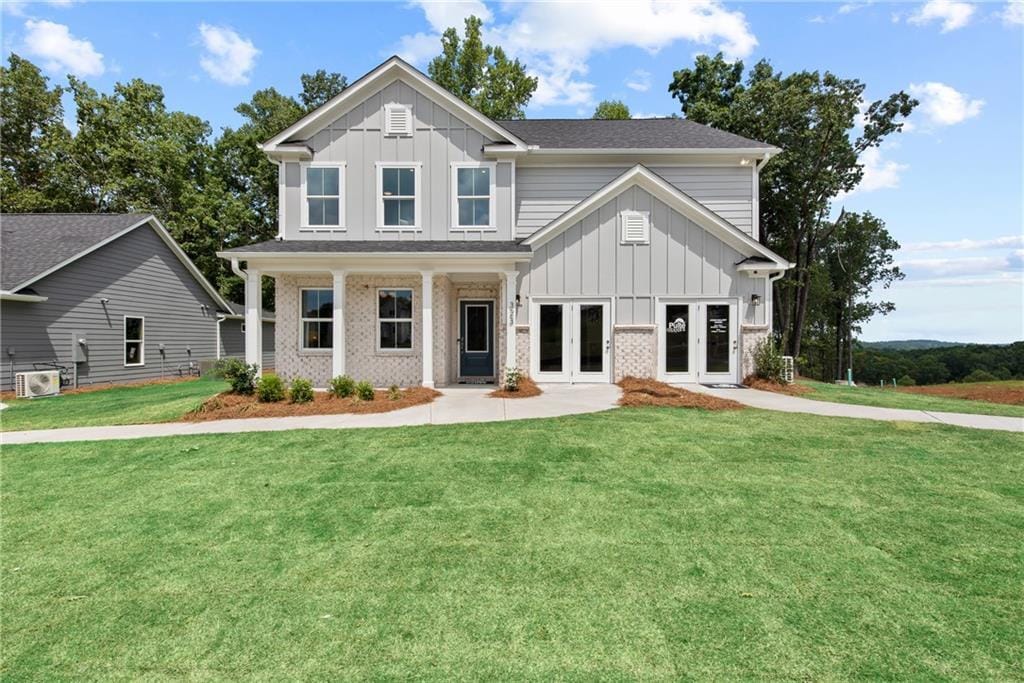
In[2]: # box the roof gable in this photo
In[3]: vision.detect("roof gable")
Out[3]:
[523,165,791,268]
[263,56,527,155]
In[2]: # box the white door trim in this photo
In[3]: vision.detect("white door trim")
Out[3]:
[656,297,698,383]
[529,297,613,383]
[656,296,740,384]
[697,299,739,384]
[571,300,612,383]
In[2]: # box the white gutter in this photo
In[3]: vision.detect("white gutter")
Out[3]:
[231,257,246,280]
[0,291,48,303]
[767,270,786,334]
[219,251,533,261]
[523,147,782,156]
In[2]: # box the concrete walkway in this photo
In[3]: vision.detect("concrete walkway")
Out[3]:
[1,384,622,445]
[689,384,1024,433]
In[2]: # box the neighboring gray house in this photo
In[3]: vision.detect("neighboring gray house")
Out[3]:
[220,56,791,388]
[1,213,274,389]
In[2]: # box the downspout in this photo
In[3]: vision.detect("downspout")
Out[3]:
[231,257,246,281]
[215,315,226,360]
[767,270,785,335]
[230,257,247,362]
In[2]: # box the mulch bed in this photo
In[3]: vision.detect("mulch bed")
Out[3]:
[898,383,1024,406]
[617,377,744,410]
[743,376,812,396]
[489,376,542,399]
[183,387,441,422]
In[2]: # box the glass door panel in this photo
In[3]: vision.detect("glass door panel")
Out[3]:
[539,304,564,373]
[577,304,604,373]
[705,304,731,374]
[664,304,690,373]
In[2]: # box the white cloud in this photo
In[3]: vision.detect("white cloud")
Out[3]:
[908,0,975,32]
[908,81,984,127]
[1001,1,1024,24]
[808,15,827,23]
[2,1,27,15]
[896,251,1024,277]
[841,147,908,198]
[838,2,873,14]
[625,69,651,92]
[397,0,757,108]
[903,235,1024,251]
[22,19,104,76]
[197,22,259,86]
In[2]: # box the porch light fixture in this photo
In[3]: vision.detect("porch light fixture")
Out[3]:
[750,293,761,307]
[515,294,521,306]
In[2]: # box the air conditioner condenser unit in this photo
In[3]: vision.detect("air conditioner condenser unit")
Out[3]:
[15,371,61,398]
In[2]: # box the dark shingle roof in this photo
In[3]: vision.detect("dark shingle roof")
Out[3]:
[223,240,531,254]
[1,213,151,290]
[495,118,774,150]
[225,302,276,320]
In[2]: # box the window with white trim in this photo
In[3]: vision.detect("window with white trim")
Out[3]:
[124,316,144,366]
[451,162,495,229]
[620,210,650,244]
[384,103,412,136]
[301,163,344,230]
[377,164,420,229]
[377,288,413,351]
[300,288,333,350]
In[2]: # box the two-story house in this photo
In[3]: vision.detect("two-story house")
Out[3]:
[219,56,791,388]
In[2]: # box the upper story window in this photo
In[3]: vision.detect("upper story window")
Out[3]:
[376,162,421,230]
[300,288,333,350]
[451,162,496,230]
[384,103,413,136]
[620,210,650,244]
[301,162,345,230]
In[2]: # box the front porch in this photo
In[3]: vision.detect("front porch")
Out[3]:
[237,252,527,388]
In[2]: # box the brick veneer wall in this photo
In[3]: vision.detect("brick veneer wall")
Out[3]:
[613,326,656,381]
[741,326,769,381]
[514,326,530,376]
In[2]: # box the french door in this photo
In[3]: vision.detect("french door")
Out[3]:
[657,299,738,384]
[531,300,611,383]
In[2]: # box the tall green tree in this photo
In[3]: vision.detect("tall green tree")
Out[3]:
[0,54,81,211]
[668,54,916,361]
[427,16,537,119]
[592,100,631,119]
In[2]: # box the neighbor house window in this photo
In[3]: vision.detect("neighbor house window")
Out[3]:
[377,288,413,351]
[377,163,421,229]
[451,162,495,229]
[300,288,333,350]
[124,316,144,366]
[302,163,345,230]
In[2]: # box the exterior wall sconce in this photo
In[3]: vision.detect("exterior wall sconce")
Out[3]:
[750,293,762,307]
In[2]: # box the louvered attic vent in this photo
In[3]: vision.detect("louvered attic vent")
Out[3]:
[384,104,413,136]
[620,211,650,244]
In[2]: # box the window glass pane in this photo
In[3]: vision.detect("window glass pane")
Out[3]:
[472,167,489,195]
[302,290,320,318]
[394,290,413,318]
[125,341,142,364]
[665,304,689,373]
[706,304,730,373]
[539,304,562,372]
[465,306,488,352]
[380,321,396,349]
[398,199,415,225]
[472,198,489,226]
[323,198,339,226]
[304,321,320,348]
[307,167,323,195]
[317,290,333,317]
[578,304,603,373]
[319,321,333,349]
[322,167,339,196]
[458,198,474,226]
[382,168,398,196]
[396,321,412,349]
[378,290,395,318]
[125,317,143,340]
[383,199,400,225]
[457,168,474,196]
[398,168,414,196]
[307,198,324,225]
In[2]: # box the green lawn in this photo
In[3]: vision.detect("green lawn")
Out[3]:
[0,376,227,431]
[3,409,1022,679]
[798,379,1024,417]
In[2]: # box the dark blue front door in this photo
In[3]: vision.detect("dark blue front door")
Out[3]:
[459,301,494,378]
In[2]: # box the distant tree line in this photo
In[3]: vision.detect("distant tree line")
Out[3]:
[852,342,1024,386]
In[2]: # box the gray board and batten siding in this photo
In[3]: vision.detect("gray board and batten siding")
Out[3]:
[515,185,767,327]
[280,79,513,242]
[2,224,223,388]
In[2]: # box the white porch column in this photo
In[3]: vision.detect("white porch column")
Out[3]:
[421,271,434,388]
[244,268,262,376]
[331,271,346,378]
[503,270,518,371]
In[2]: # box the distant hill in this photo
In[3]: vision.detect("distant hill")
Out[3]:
[860,340,968,351]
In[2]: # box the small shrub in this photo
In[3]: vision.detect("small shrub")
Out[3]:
[217,358,259,395]
[897,374,916,387]
[387,384,401,401]
[290,377,314,403]
[752,338,785,383]
[354,380,375,401]
[503,366,522,392]
[329,374,356,398]
[256,374,286,402]
[962,369,998,383]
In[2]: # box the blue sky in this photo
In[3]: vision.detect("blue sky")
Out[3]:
[3,0,1022,343]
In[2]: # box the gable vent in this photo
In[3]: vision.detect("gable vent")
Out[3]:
[620,211,650,244]
[384,104,413,136]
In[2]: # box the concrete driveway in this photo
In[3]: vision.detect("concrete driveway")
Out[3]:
[689,384,1024,433]
[1,384,622,445]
